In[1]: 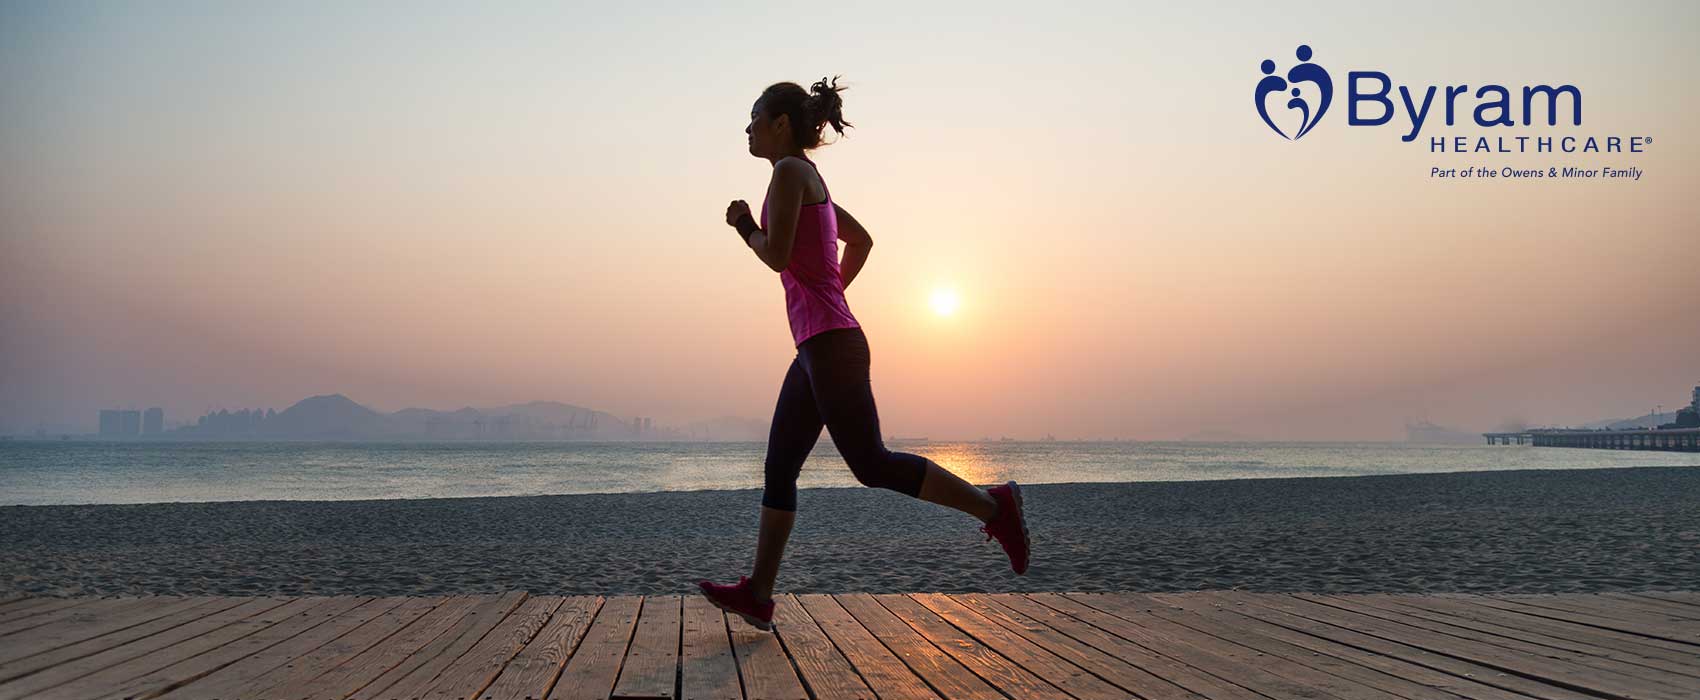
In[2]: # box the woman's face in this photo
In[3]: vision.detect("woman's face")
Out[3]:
[745,100,789,159]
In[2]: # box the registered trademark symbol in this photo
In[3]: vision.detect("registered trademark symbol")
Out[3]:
[1644,136,1653,146]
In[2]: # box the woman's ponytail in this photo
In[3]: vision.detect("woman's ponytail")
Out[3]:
[805,75,852,144]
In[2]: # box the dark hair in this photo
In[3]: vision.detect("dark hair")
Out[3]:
[758,75,853,150]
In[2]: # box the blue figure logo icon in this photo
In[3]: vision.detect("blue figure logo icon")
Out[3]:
[1256,45,1332,140]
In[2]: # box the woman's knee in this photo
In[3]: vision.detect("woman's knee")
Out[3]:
[845,449,926,496]
[761,481,798,511]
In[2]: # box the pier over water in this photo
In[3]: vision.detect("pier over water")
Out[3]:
[1486,428,1700,452]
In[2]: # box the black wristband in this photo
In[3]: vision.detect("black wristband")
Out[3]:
[733,213,759,241]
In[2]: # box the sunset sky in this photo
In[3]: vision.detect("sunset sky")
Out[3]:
[2,1,1695,440]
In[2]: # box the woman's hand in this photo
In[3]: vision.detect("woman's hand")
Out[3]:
[725,200,752,228]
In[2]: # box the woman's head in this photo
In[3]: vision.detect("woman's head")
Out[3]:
[746,76,853,159]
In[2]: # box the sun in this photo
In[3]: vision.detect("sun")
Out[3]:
[929,288,960,317]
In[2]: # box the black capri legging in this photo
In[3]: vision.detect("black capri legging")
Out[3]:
[762,326,931,511]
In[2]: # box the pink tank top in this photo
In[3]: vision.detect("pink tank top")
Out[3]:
[760,156,861,346]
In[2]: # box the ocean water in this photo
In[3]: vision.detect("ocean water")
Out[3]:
[1,440,1697,506]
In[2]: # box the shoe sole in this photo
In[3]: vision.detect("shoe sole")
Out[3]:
[1008,481,1031,575]
[699,590,773,631]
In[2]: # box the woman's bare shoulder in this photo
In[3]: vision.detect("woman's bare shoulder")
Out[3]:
[771,156,813,180]
[771,156,824,200]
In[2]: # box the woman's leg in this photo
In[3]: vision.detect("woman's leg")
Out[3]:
[749,506,793,601]
[917,461,999,523]
[804,328,999,523]
[751,357,823,601]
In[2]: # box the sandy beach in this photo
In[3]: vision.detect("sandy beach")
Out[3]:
[2,465,1695,598]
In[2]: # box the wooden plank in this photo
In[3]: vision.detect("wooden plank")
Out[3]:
[0,598,70,621]
[796,594,937,700]
[153,596,408,700]
[274,594,485,700]
[549,595,642,700]
[102,596,372,700]
[217,596,445,699]
[869,594,1075,700]
[0,597,241,686]
[1380,594,1700,661]
[0,597,287,700]
[1456,595,1700,646]
[1347,594,1700,679]
[1154,593,1532,700]
[612,595,682,700]
[903,594,1155,700]
[964,593,1265,700]
[481,596,601,700]
[1632,592,1700,609]
[1302,593,1700,693]
[728,602,807,700]
[0,596,35,611]
[1111,592,1477,700]
[1598,593,1700,621]
[680,594,742,700]
[768,594,872,700]
[835,593,1005,700]
[45,597,330,699]
[1009,593,1372,700]
[1504,593,1700,626]
[0,596,212,667]
[0,597,160,638]
[0,597,95,626]
[1188,591,1600,700]
[929,593,1236,700]
[354,591,530,700]
[1252,593,1686,700]
[10,589,1686,700]
[415,595,565,700]
[7,596,316,700]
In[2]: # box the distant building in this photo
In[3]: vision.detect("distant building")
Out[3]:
[1675,407,1700,429]
[143,407,164,434]
[99,410,120,435]
[1657,386,1700,430]
[99,409,141,436]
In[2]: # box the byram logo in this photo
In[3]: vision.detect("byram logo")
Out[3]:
[1255,44,1332,140]
[1252,44,1610,151]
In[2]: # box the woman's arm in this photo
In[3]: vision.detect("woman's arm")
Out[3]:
[833,203,873,289]
[737,158,812,272]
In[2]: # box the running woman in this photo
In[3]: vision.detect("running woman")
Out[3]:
[697,77,1030,631]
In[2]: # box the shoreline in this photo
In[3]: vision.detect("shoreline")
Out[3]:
[4,465,1696,598]
[5,462,1698,510]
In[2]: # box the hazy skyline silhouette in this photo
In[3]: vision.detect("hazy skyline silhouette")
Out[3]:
[2,2,1696,440]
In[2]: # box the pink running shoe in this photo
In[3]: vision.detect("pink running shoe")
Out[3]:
[981,481,1031,574]
[696,576,775,631]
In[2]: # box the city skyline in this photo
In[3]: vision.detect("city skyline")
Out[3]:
[14,381,1700,441]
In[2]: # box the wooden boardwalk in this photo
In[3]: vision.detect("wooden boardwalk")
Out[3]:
[0,590,1695,699]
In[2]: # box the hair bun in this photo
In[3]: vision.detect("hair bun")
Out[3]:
[757,76,853,150]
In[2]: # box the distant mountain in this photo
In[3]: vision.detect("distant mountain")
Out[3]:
[174,394,664,441]
[383,400,631,440]
[1580,411,1678,431]
[261,394,384,439]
